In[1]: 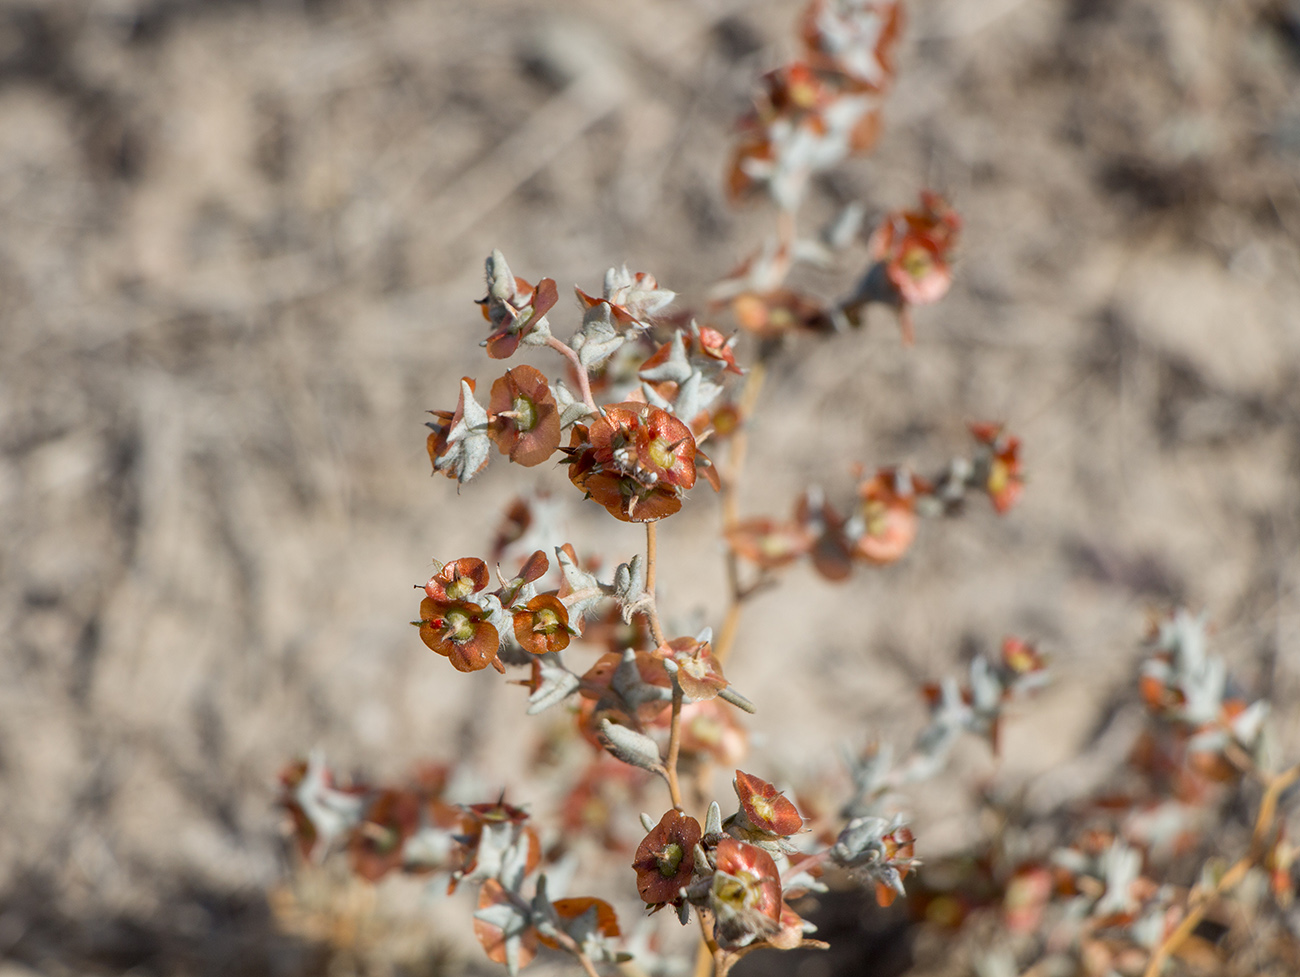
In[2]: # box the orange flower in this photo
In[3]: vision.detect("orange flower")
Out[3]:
[423,557,490,602]
[969,422,1023,514]
[565,404,697,523]
[474,879,539,969]
[801,0,904,91]
[796,490,854,581]
[416,597,502,674]
[488,365,561,467]
[539,897,621,948]
[725,517,813,569]
[854,467,924,564]
[678,699,749,766]
[577,649,673,745]
[729,288,832,339]
[511,593,572,655]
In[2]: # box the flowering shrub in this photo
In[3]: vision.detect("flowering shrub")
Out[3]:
[276,1,1297,975]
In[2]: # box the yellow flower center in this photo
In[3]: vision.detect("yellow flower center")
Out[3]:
[446,575,475,600]
[987,459,1009,496]
[533,608,560,635]
[901,246,934,281]
[648,437,676,471]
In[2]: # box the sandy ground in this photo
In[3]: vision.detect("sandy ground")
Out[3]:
[1,0,1299,974]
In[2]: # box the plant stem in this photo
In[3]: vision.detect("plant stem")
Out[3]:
[645,521,682,810]
[664,685,684,811]
[1140,763,1299,977]
[713,364,766,665]
[645,522,666,647]
[545,335,599,414]
[693,913,722,977]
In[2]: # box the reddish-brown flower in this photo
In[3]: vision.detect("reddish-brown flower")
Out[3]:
[577,649,673,745]
[426,377,492,483]
[709,838,783,949]
[633,810,702,907]
[732,770,804,838]
[512,593,572,655]
[853,467,923,565]
[678,699,749,765]
[457,801,542,891]
[348,788,419,882]
[768,900,816,950]
[729,288,832,339]
[424,557,490,602]
[1001,636,1047,681]
[969,422,1023,514]
[479,272,558,359]
[725,518,813,569]
[566,404,698,523]
[488,365,561,467]
[575,268,674,330]
[657,636,729,702]
[851,191,962,344]
[416,597,502,674]
[795,490,854,581]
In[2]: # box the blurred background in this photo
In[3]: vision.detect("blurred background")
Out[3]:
[1,0,1299,974]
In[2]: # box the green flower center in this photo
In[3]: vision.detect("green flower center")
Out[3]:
[445,609,475,643]
[512,394,538,432]
[656,842,685,877]
[534,608,560,634]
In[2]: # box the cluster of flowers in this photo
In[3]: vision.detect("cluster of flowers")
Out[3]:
[273,3,1034,972]
[903,610,1291,976]
[711,191,962,346]
[415,537,755,775]
[729,0,903,211]
[718,0,960,345]
[278,755,626,974]
[427,252,742,524]
[838,191,963,343]
[631,770,914,959]
[836,637,1051,825]
[725,421,1023,580]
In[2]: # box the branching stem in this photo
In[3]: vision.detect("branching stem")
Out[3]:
[1139,763,1299,977]
[545,335,599,414]
[713,364,766,666]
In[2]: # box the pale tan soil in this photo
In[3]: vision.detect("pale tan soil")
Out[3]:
[1,0,1299,975]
